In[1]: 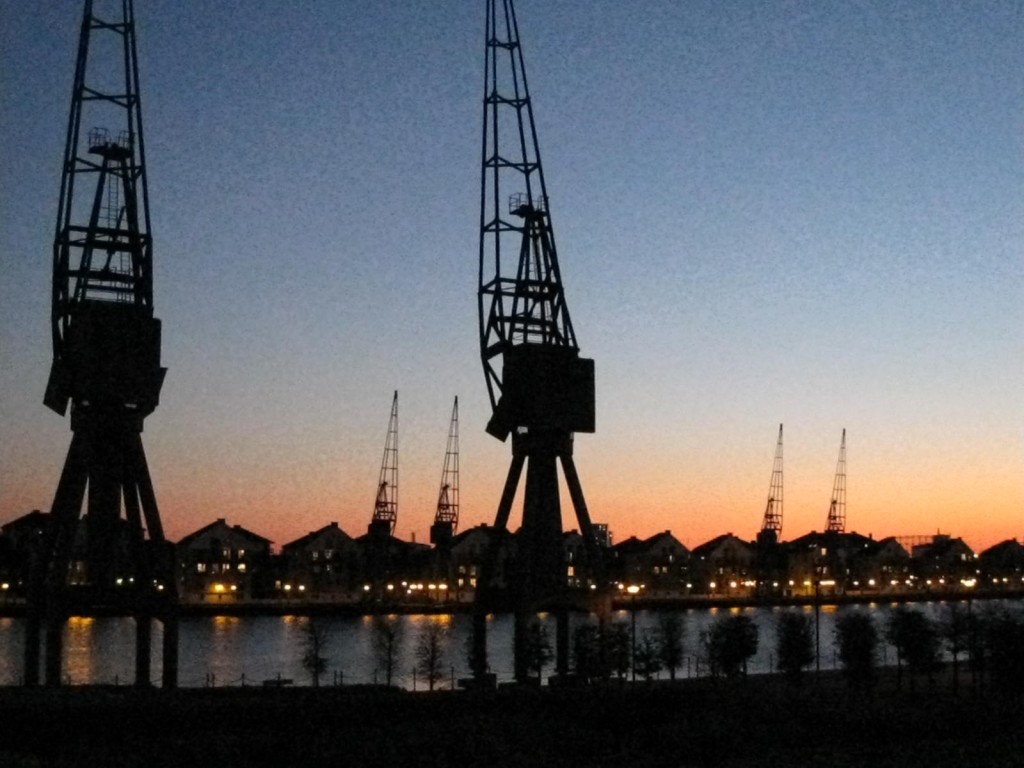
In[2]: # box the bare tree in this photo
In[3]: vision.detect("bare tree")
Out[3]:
[775,611,815,681]
[572,623,601,683]
[300,618,331,688]
[414,620,448,691]
[982,608,1024,696]
[941,603,973,694]
[886,606,939,691]
[705,614,758,678]
[634,630,663,681]
[372,614,405,687]
[522,618,553,682]
[834,611,878,691]
[605,621,631,681]
[655,612,685,681]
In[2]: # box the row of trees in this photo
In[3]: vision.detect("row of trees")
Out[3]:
[299,604,1024,692]
[302,616,451,690]
[710,602,1024,695]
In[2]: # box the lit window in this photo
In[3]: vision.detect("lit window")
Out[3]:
[325,549,334,559]
[238,549,245,559]
[222,548,230,559]
[197,563,206,573]
[237,563,246,573]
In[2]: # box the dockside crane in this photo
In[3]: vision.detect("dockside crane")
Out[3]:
[473,0,603,682]
[430,397,460,547]
[755,425,785,592]
[368,391,399,539]
[25,0,178,688]
[825,429,847,534]
[758,424,784,543]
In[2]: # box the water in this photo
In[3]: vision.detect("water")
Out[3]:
[0,600,1012,688]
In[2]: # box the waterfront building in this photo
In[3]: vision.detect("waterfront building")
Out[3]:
[280,522,360,598]
[979,539,1024,589]
[448,524,515,602]
[910,534,976,584]
[0,511,49,596]
[690,533,756,596]
[176,518,273,601]
[609,531,689,594]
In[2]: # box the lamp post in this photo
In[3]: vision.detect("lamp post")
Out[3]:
[961,577,976,688]
[814,578,821,673]
[627,584,642,682]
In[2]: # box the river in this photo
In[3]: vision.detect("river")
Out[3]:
[0,599,1010,688]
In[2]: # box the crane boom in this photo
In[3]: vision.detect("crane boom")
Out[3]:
[478,0,593,442]
[369,391,399,537]
[760,424,784,536]
[825,428,847,534]
[431,397,460,538]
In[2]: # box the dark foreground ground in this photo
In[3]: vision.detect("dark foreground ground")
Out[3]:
[1,669,1022,768]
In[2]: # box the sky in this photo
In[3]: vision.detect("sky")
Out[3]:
[1,0,1022,553]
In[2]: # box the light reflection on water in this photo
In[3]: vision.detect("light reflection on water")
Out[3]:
[0,600,1011,688]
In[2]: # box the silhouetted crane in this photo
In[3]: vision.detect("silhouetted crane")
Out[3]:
[825,429,847,534]
[759,424,784,542]
[473,0,603,683]
[755,424,785,593]
[430,397,460,547]
[368,391,399,538]
[25,0,178,688]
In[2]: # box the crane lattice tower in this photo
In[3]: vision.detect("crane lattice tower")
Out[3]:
[759,424,784,541]
[474,0,604,683]
[825,429,847,534]
[430,396,460,547]
[368,391,399,538]
[24,0,178,688]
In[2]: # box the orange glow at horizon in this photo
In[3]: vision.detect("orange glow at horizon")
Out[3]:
[2,408,1020,556]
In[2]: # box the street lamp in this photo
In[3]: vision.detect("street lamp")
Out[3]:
[626,584,643,682]
[814,578,821,673]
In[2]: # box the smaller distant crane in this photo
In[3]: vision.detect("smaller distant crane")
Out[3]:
[368,391,398,538]
[759,424,784,542]
[825,428,847,534]
[430,397,459,547]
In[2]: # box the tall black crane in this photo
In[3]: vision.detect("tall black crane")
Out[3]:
[430,396,460,547]
[429,397,460,583]
[759,424,784,542]
[24,0,177,688]
[368,391,399,539]
[825,429,847,534]
[474,0,603,682]
[755,424,785,594]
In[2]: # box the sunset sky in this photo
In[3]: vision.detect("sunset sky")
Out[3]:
[1,1,1021,553]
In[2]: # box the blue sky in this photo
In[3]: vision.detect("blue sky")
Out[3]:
[1,0,1021,550]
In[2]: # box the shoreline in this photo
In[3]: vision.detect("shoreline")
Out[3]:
[1,587,1019,618]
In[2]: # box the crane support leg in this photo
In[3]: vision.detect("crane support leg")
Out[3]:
[560,453,605,585]
[472,450,526,682]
